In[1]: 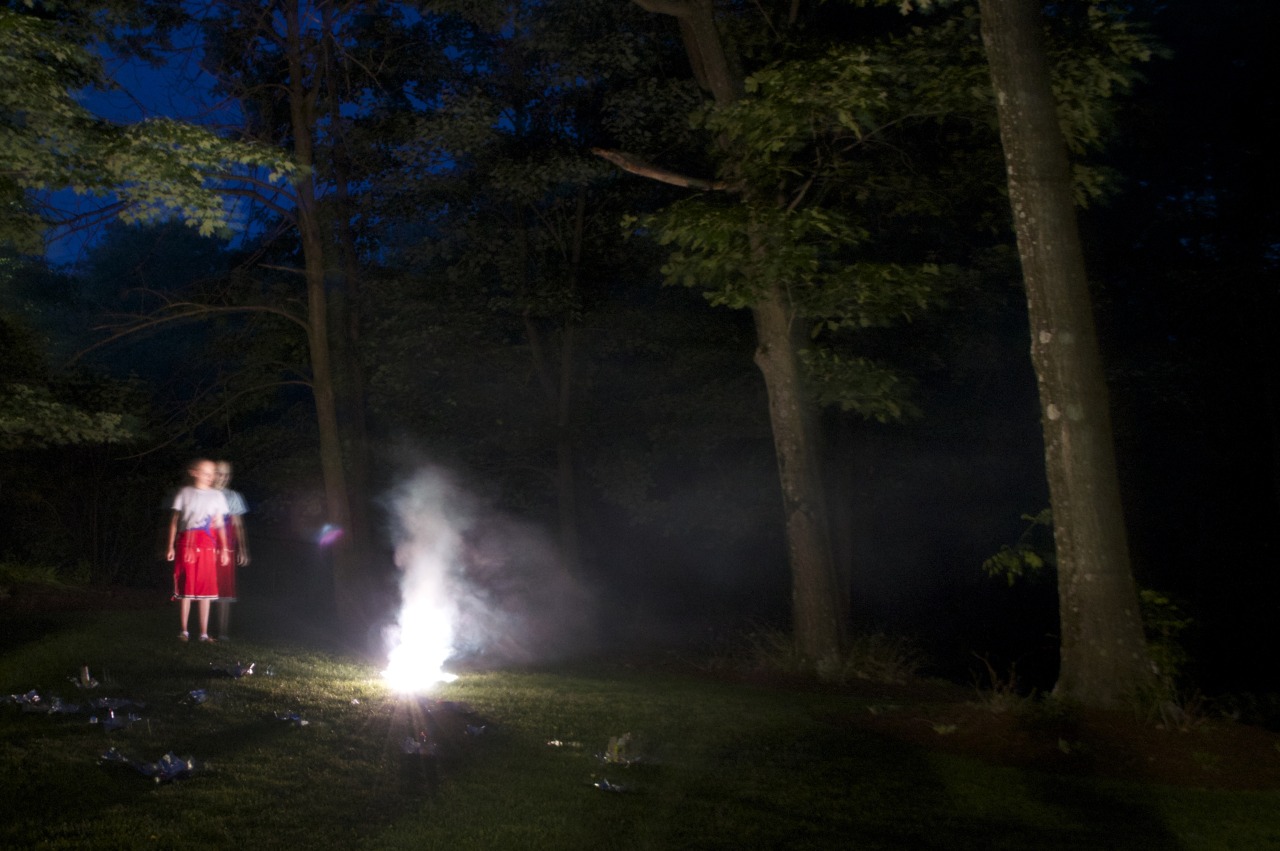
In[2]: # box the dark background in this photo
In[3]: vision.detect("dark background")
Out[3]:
[2,0,1275,698]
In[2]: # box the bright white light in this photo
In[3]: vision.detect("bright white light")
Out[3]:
[381,469,466,694]
[381,607,458,692]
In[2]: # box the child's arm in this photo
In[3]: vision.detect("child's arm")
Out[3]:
[216,517,230,566]
[167,511,179,597]
[233,515,249,565]
[166,511,179,561]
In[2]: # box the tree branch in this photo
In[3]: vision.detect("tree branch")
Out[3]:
[115,378,313,461]
[632,0,697,18]
[591,147,738,192]
[72,301,310,364]
[217,185,297,220]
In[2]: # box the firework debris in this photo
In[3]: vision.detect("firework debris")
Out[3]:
[210,662,255,678]
[180,689,209,706]
[70,665,99,689]
[273,710,309,727]
[591,777,628,793]
[90,710,142,732]
[402,731,439,756]
[99,748,204,783]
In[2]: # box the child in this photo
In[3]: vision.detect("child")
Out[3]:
[167,458,230,642]
[213,460,250,641]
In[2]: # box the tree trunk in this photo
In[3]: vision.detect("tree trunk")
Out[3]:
[285,0,358,630]
[979,0,1153,706]
[634,0,846,660]
[753,278,847,659]
[324,2,373,554]
[554,187,589,577]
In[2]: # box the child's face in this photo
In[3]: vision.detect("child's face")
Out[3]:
[190,461,216,489]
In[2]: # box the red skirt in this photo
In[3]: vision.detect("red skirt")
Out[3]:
[217,523,238,601]
[175,529,219,599]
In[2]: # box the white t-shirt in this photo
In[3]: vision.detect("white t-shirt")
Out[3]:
[172,486,230,534]
[222,488,248,516]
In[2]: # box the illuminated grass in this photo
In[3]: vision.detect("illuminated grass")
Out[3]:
[1,604,1277,850]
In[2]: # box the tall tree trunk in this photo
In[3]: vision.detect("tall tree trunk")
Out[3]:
[324,20,372,555]
[636,0,846,660]
[753,277,846,659]
[520,192,584,579]
[285,0,358,629]
[553,187,589,577]
[979,0,1153,706]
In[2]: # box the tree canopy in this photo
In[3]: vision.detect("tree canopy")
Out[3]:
[0,2,293,252]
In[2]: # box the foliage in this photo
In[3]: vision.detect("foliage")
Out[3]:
[970,652,1032,714]
[636,2,1156,427]
[361,0,775,541]
[0,382,135,449]
[980,508,1054,586]
[0,560,86,591]
[0,4,294,250]
[848,1,1162,203]
[1140,588,1194,682]
[0,262,141,450]
[639,17,972,421]
[982,511,1202,714]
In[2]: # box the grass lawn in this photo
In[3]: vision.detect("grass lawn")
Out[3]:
[2,595,1278,850]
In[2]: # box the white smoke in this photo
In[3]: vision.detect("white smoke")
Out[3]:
[381,466,594,692]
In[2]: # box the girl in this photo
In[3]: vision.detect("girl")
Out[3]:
[214,460,250,640]
[167,458,230,642]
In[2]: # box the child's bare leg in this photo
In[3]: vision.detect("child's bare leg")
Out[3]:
[179,598,192,634]
[197,599,212,637]
[217,601,231,638]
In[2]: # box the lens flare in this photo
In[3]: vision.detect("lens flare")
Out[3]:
[316,524,344,547]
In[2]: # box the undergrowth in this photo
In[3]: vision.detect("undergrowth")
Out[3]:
[699,627,928,685]
[0,560,89,594]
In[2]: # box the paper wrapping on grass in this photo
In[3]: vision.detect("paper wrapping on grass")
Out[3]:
[5,689,47,712]
[402,733,439,756]
[70,666,99,689]
[5,690,147,717]
[181,689,209,706]
[210,662,255,678]
[600,732,648,766]
[5,691,77,714]
[100,748,204,783]
[90,710,142,732]
[273,711,309,727]
[91,696,147,713]
[592,778,628,793]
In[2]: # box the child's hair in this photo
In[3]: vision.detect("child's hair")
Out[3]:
[187,458,211,475]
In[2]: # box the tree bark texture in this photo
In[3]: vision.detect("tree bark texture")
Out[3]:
[753,277,847,659]
[554,187,589,578]
[285,0,358,630]
[979,0,1153,706]
[324,1,373,554]
[635,0,846,660]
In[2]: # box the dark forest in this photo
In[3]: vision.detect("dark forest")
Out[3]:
[2,0,1276,708]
